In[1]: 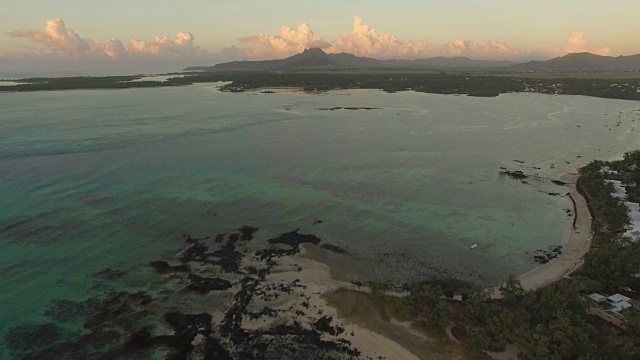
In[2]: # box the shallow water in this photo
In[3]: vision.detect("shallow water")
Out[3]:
[1,84,639,356]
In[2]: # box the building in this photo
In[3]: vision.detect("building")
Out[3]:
[584,292,639,328]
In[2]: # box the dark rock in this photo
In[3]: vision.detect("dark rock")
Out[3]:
[150,260,191,274]
[238,226,259,241]
[267,230,321,249]
[220,277,261,344]
[320,243,349,254]
[84,291,153,329]
[95,268,126,280]
[203,338,232,360]
[44,298,100,322]
[185,274,232,295]
[248,307,280,320]
[126,327,154,349]
[4,323,62,352]
[210,247,244,273]
[163,312,213,353]
[179,241,210,263]
[19,329,122,360]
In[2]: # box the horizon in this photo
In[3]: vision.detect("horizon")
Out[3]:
[1,1,639,71]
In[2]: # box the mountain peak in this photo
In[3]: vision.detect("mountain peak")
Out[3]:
[293,48,328,57]
[301,48,328,56]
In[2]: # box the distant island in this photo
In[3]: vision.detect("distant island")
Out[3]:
[185,48,516,71]
[187,48,640,72]
[1,49,640,100]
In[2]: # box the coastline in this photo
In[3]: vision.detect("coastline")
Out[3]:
[302,171,596,358]
[492,172,593,297]
[271,252,422,360]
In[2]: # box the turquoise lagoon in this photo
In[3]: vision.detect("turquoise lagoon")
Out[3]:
[1,83,639,356]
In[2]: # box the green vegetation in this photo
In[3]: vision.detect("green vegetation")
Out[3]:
[0,75,188,92]
[327,151,640,359]
[2,70,639,101]
[212,71,640,99]
[324,289,490,360]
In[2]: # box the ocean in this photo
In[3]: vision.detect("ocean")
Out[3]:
[1,83,639,357]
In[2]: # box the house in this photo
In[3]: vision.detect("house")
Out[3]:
[584,292,639,327]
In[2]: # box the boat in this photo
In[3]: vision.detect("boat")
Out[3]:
[576,154,582,158]
[550,164,555,169]
[576,124,582,127]
[470,244,478,250]
[499,166,508,173]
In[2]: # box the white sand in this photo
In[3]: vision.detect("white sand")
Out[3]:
[233,172,595,357]
[240,252,420,360]
[492,173,593,298]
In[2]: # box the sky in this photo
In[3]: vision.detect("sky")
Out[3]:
[1,0,639,70]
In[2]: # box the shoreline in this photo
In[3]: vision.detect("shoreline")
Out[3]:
[272,251,422,360]
[491,172,593,297]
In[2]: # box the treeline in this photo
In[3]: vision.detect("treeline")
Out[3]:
[3,71,639,101]
[210,71,640,100]
[579,151,640,291]
[372,152,640,359]
[0,76,184,92]
[528,78,640,101]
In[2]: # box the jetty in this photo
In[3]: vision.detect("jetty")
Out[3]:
[499,167,568,185]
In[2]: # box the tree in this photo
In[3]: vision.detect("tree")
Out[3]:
[499,274,526,302]
[406,284,452,335]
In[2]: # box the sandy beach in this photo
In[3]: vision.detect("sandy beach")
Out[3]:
[254,251,421,360]
[492,172,592,298]
[272,172,596,358]
[268,172,595,358]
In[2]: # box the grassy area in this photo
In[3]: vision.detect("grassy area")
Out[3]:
[324,289,491,360]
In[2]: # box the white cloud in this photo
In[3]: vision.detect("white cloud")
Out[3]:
[560,31,611,56]
[8,18,127,60]
[328,17,430,58]
[129,31,206,58]
[237,22,329,58]
[440,39,533,59]
[236,17,542,60]
[3,17,618,69]
[6,18,211,64]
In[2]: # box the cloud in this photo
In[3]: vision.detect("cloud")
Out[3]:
[328,17,430,58]
[237,22,329,58]
[6,18,210,64]
[236,17,538,60]
[440,39,533,59]
[560,31,611,56]
[129,31,206,58]
[8,18,127,60]
[4,17,617,69]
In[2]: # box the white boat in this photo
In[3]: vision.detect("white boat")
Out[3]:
[470,244,478,250]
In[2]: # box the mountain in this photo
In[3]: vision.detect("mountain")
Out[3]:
[185,48,515,71]
[511,52,640,72]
